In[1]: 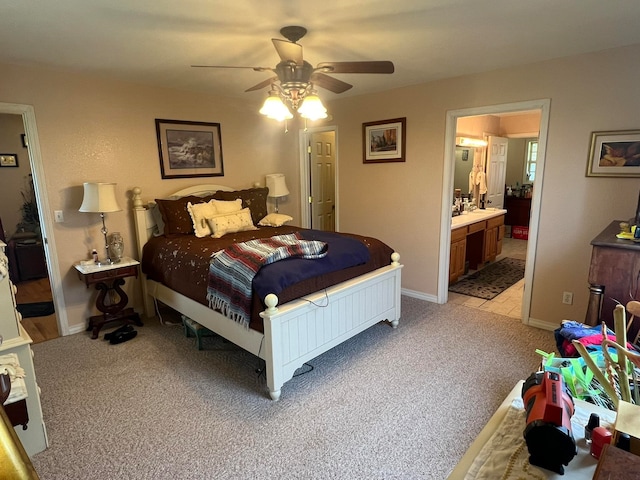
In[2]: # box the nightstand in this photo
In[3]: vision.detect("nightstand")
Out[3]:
[74,257,143,339]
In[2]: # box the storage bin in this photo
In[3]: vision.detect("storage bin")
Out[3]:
[512,226,529,240]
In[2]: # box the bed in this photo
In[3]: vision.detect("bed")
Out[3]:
[132,184,402,400]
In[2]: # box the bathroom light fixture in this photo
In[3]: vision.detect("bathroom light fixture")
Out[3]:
[265,173,289,213]
[79,182,122,264]
[456,137,488,148]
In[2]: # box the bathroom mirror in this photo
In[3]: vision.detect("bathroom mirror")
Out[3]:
[453,146,474,195]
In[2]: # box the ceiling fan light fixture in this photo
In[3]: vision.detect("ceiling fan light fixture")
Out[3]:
[259,93,293,121]
[297,92,327,120]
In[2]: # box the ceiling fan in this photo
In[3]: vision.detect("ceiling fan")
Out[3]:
[192,26,394,119]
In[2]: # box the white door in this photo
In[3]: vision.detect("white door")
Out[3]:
[309,131,336,231]
[486,136,508,209]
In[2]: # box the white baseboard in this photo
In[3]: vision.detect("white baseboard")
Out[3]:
[527,317,557,332]
[401,288,439,304]
[66,324,87,336]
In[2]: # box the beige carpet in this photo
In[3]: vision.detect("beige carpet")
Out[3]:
[30,296,556,479]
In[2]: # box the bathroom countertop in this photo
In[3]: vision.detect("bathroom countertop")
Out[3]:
[451,208,507,229]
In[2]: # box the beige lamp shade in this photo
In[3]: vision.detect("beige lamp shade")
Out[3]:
[79,183,122,213]
[265,174,289,198]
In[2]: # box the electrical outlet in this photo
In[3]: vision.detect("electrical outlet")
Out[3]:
[54,210,64,223]
[562,291,573,305]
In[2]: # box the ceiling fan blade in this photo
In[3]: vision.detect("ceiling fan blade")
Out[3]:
[191,65,271,72]
[311,72,353,94]
[316,61,395,74]
[272,39,303,65]
[245,76,278,92]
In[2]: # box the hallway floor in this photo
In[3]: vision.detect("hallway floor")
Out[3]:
[15,276,59,343]
[448,236,528,319]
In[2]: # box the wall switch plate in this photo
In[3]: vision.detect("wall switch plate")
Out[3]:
[54,210,64,223]
[562,291,574,305]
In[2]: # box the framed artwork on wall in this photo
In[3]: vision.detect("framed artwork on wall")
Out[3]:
[0,154,18,167]
[362,117,406,163]
[155,119,224,179]
[587,130,640,177]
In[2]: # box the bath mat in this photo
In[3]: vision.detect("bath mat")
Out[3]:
[16,301,55,318]
[449,257,525,300]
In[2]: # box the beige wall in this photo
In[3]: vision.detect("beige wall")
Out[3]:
[2,42,640,334]
[0,114,31,238]
[327,43,640,328]
[1,63,300,332]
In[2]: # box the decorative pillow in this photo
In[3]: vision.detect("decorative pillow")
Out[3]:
[210,198,243,214]
[206,208,258,238]
[187,200,219,238]
[149,202,165,236]
[213,187,268,226]
[258,213,293,227]
[155,196,203,235]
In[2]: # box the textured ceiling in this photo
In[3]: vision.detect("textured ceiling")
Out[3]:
[2,0,640,102]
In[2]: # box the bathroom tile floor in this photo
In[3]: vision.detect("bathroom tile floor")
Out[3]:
[448,236,528,319]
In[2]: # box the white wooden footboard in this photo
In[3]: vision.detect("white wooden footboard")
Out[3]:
[261,257,401,400]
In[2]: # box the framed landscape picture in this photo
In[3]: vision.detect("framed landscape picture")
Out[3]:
[587,130,640,177]
[362,117,406,163]
[155,119,224,179]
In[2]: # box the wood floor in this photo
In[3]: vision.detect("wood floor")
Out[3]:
[14,276,59,344]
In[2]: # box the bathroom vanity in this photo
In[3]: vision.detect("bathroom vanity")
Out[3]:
[450,209,506,283]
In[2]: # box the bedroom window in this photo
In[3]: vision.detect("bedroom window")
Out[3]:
[524,140,538,183]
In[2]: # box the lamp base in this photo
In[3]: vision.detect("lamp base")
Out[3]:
[96,258,120,267]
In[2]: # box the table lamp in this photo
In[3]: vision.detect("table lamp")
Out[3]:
[265,173,289,213]
[79,182,122,264]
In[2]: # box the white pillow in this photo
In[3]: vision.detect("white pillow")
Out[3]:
[206,208,258,238]
[210,198,243,214]
[258,213,293,227]
[187,200,218,238]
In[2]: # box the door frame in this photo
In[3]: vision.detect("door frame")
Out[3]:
[438,99,551,325]
[298,125,339,229]
[1,102,69,336]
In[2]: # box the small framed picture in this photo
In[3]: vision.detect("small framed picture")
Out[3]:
[155,119,224,179]
[0,154,18,167]
[587,130,640,177]
[362,117,406,163]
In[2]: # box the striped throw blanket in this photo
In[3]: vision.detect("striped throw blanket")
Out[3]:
[207,233,328,327]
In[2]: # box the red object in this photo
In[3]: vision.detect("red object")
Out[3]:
[522,371,577,474]
[512,226,529,240]
[590,426,612,459]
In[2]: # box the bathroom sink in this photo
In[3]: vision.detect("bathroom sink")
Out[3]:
[471,208,497,213]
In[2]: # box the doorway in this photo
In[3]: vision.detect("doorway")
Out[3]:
[0,102,68,338]
[298,126,338,230]
[438,99,551,325]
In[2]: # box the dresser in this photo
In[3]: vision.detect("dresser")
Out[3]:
[587,221,640,337]
[0,240,48,457]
